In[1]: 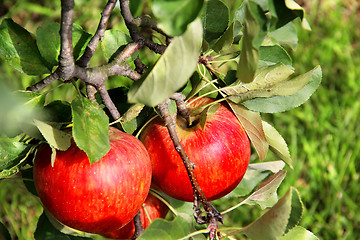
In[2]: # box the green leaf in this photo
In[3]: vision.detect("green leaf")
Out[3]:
[259,45,292,67]
[221,169,286,214]
[224,63,295,103]
[128,19,203,107]
[199,103,220,130]
[130,0,144,17]
[0,137,30,171]
[34,120,72,151]
[243,66,322,113]
[118,103,145,134]
[280,226,319,240]
[236,1,267,83]
[138,214,194,240]
[152,0,204,36]
[212,22,234,53]
[228,102,269,161]
[226,161,285,198]
[243,170,286,209]
[36,21,91,68]
[34,212,92,240]
[101,29,132,62]
[0,221,11,240]
[0,18,50,75]
[268,0,311,30]
[72,24,92,61]
[71,97,110,164]
[201,0,229,44]
[262,121,293,168]
[268,22,298,50]
[243,187,303,240]
[36,21,61,67]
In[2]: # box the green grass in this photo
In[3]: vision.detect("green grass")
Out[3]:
[1,0,360,239]
[270,1,360,239]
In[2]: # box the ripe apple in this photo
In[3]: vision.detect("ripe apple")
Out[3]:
[102,193,169,239]
[140,97,250,202]
[33,127,152,234]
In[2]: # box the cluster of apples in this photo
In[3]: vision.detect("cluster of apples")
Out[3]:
[33,97,250,239]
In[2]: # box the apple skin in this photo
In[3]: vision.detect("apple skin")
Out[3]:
[102,193,169,239]
[33,127,152,234]
[140,97,250,202]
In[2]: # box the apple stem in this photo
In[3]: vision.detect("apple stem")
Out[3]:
[169,93,192,127]
[157,99,223,228]
[133,211,144,239]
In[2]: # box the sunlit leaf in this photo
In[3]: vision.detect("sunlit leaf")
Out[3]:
[36,21,61,67]
[225,63,295,103]
[128,19,203,107]
[243,170,286,209]
[199,103,220,130]
[34,120,72,151]
[225,161,285,198]
[101,29,132,62]
[243,66,322,113]
[221,169,286,214]
[268,22,298,50]
[37,21,92,68]
[71,97,110,164]
[118,103,145,134]
[138,214,194,240]
[152,0,204,36]
[72,24,92,61]
[243,187,303,240]
[0,18,50,75]
[228,102,268,161]
[0,137,30,171]
[262,121,293,168]
[280,226,319,240]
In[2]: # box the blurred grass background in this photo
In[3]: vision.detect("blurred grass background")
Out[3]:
[0,0,359,239]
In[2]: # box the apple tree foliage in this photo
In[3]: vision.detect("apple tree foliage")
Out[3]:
[0,0,321,239]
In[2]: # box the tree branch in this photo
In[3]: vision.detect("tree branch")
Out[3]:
[156,99,223,226]
[59,0,75,80]
[119,0,166,54]
[26,71,59,92]
[169,93,190,125]
[76,0,117,68]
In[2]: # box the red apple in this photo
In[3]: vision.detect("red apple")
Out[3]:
[102,193,169,239]
[140,97,250,202]
[33,127,152,234]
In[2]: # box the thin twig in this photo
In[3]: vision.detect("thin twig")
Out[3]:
[97,83,120,120]
[169,93,191,126]
[77,0,117,67]
[156,99,223,226]
[134,56,148,74]
[119,0,166,54]
[26,71,60,92]
[133,211,144,239]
